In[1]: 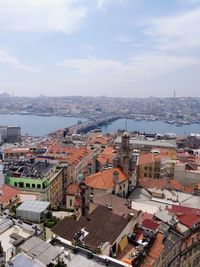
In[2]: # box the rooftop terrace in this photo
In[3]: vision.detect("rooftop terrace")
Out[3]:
[4,159,54,179]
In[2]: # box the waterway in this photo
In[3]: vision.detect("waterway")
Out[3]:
[101,119,200,136]
[0,114,200,137]
[0,114,87,136]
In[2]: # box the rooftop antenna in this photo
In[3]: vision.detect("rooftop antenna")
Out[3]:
[173,90,176,99]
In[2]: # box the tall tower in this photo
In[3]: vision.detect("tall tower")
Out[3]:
[113,132,132,174]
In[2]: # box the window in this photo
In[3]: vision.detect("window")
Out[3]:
[144,166,148,170]
[14,182,17,186]
[144,173,147,177]
[18,182,24,188]
[32,184,35,188]
[37,184,41,189]
[70,199,73,207]
[26,183,30,188]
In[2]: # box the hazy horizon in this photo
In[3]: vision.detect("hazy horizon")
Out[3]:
[1,92,199,99]
[1,0,200,98]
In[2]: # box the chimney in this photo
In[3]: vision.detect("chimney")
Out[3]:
[112,171,119,184]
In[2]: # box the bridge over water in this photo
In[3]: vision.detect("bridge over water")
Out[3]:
[65,116,119,134]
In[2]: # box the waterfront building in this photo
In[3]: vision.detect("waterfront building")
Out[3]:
[0,126,21,143]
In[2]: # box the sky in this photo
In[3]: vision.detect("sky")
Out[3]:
[0,0,200,98]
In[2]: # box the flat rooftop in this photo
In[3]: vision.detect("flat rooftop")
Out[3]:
[5,253,45,267]
[129,187,200,210]
[19,236,62,266]
[115,137,177,149]
[0,220,31,261]
[4,159,54,179]
[16,200,50,214]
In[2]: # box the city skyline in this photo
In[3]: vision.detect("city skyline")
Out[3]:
[0,0,200,97]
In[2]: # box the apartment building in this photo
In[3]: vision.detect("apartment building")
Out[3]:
[4,159,64,209]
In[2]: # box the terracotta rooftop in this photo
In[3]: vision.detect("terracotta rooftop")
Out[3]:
[138,153,161,165]
[46,144,90,165]
[148,232,164,260]
[0,185,20,204]
[3,147,30,154]
[88,135,112,145]
[85,167,128,190]
[139,178,192,193]
[140,255,156,267]
[97,147,114,165]
[66,183,81,195]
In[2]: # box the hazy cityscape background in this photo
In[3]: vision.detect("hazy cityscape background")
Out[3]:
[1,0,200,98]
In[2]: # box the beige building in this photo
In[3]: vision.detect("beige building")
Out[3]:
[137,155,161,179]
[174,161,200,185]
[180,231,200,267]
[48,168,64,209]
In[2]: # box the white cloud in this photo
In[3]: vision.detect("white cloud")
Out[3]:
[145,8,200,51]
[0,0,88,33]
[177,0,200,4]
[114,35,134,43]
[59,54,200,79]
[0,48,38,72]
[96,0,112,9]
[95,0,128,9]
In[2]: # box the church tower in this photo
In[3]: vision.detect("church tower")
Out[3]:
[113,132,136,174]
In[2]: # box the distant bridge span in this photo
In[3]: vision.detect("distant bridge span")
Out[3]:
[65,116,119,134]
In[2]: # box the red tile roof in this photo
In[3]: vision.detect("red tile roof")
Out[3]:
[88,135,112,145]
[140,232,164,267]
[138,153,161,165]
[97,147,114,165]
[135,229,144,242]
[46,144,90,165]
[85,167,128,190]
[148,232,164,259]
[139,178,193,193]
[66,183,80,195]
[168,205,200,215]
[140,256,156,267]
[177,213,200,228]
[0,185,20,204]
[142,219,159,231]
